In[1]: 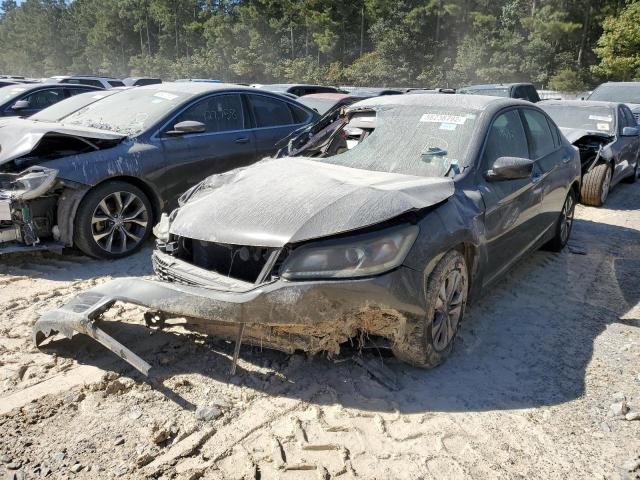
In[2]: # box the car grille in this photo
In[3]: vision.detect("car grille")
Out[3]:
[155,238,283,286]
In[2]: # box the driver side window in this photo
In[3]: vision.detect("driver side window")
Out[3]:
[170,94,244,135]
[20,89,64,109]
[482,110,529,168]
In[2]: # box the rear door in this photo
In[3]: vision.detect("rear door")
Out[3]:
[245,93,313,159]
[520,108,568,232]
[479,108,544,286]
[157,93,257,204]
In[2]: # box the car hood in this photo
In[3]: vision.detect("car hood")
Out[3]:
[0,118,126,165]
[170,157,455,247]
[560,127,613,144]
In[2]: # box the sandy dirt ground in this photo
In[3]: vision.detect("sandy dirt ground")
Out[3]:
[1,183,640,480]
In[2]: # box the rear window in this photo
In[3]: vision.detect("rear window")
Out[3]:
[61,78,104,88]
[108,80,125,88]
[460,87,510,97]
[248,95,294,127]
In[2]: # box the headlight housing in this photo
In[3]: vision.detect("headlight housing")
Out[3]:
[280,224,419,280]
[0,167,58,200]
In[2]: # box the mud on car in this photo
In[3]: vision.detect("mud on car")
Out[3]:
[34,95,581,372]
[0,83,317,257]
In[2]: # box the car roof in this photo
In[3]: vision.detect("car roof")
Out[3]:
[134,81,299,96]
[300,93,350,100]
[595,82,640,86]
[347,93,531,111]
[462,83,535,89]
[1,83,100,93]
[540,99,622,109]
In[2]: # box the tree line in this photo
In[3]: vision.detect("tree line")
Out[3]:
[0,0,639,90]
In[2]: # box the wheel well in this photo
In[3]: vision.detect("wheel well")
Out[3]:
[453,242,478,289]
[89,176,163,223]
[570,180,580,199]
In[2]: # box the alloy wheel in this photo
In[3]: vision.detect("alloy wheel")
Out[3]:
[91,191,149,254]
[432,268,466,351]
[560,193,575,244]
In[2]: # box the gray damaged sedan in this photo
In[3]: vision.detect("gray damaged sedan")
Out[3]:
[34,95,581,373]
[0,83,317,257]
[539,100,639,206]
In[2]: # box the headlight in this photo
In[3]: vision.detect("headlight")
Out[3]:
[2,167,58,200]
[152,212,171,242]
[280,224,419,280]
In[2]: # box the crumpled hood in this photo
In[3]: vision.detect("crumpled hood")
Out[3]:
[560,127,613,145]
[170,157,454,247]
[0,118,126,165]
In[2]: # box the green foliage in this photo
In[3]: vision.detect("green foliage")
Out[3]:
[593,1,640,81]
[0,0,630,87]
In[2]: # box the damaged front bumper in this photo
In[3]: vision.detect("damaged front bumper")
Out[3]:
[33,255,425,375]
[0,167,64,253]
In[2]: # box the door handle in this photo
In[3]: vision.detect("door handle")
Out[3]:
[235,137,249,144]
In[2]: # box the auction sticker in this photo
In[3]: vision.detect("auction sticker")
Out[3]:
[596,123,610,131]
[589,114,612,122]
[420,113,467,124]
[439,123,457,130]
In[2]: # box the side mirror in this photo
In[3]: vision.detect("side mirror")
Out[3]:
[11,100,30,111]
[622,126,639,136]
[485,156,534,181]
[166,120,206,136]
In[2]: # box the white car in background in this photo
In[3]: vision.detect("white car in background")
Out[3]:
[45,75,125,89]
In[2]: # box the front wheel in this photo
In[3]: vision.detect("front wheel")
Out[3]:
[74,181,153,259]
[545,190,576,252]
[581,162,611,206]
[392,250,468,368]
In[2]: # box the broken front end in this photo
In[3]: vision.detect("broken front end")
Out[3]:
[33,221,427,375]
[0,167,64,253]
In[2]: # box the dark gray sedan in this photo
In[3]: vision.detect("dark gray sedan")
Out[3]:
[0,83,317,258]
[540,100,639,206]
[34,95,581,373]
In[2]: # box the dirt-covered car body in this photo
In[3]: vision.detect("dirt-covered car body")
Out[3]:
[34,94,581,374]
[0,83,317,255]
[539,100,639,205]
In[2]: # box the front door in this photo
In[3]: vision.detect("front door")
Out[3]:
[157,93,257,205]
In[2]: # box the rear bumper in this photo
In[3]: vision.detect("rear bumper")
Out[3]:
[33,263,425,375]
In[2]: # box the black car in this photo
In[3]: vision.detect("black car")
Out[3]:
[0,83,318,258]
[0,83,102,117]
[587,82,640,125]
[34,94,581,374]
[540,100,639,206]
[459,83,541,103]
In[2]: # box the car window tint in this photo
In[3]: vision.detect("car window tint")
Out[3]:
[249,95,294,127]
[623,107,637,128]
[62,79,103,88]
[522,109,555,158]
[22,89,64,109]
[67,87,96,96]
[482,110,529,166]
[173,94,243,133]
[619,106,634,130]
[513,86,527,100]
[527,86,540,102]
[290,103,311,123]
[546,117,561,147]
[108,81,125,87]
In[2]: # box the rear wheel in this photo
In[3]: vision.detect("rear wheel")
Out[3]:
[545,190,576,252]
[74,181,153,259]
[580,162,611,207]
[392,250,468,368]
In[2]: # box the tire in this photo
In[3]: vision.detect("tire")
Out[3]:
[580,162,611,207]
[392,250,468,368]
[622,160,638,184]
[545,189,576,252]
[74,181,153,259]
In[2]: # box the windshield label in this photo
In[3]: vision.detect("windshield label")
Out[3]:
[420,113,467,125]
[596,122,610,131]
[439,122,457,130]
[154,91,179,100]
[589,114,612,122]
